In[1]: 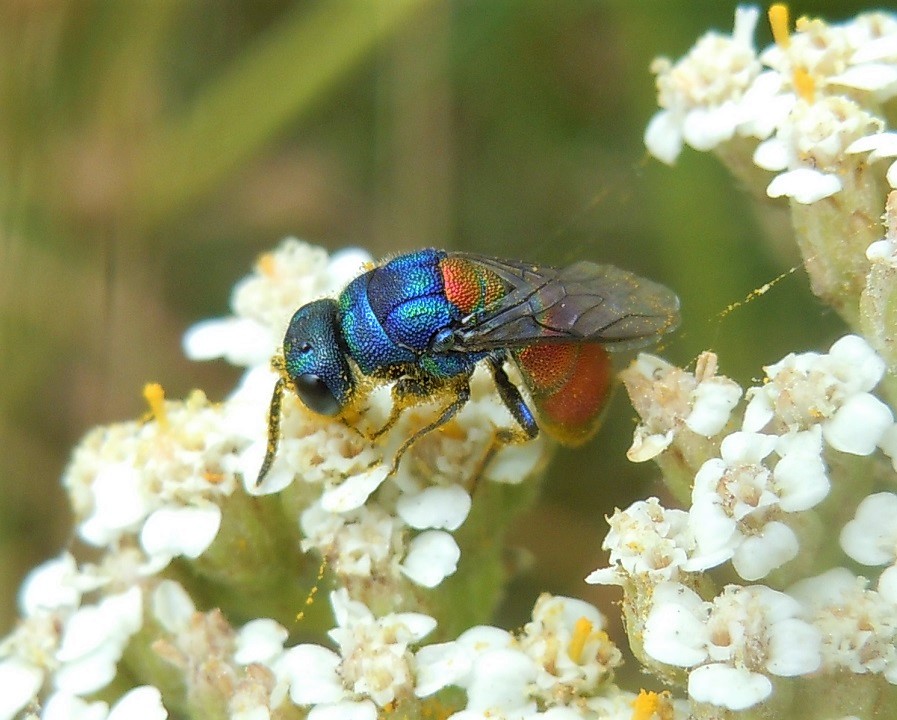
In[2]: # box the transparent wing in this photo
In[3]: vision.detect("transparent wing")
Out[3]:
[451,254,680,352]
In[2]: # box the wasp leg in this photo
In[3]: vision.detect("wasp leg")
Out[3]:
[487,354,539,444]
[371,376,434,440]
[256,377,286,487]
[387,377,472,475]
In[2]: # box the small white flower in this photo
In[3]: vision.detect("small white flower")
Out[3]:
[765,167,843,203]
[300,502,404,580]
[789,568,897,682]
[644,582,821,710]
[688,427,827,579]
[689,432,777,558]
[832,13,897,98]
[277,590,436,712]
[518,594,621,702]
[416,595,617,717]
[878,565,897,604]
[463,647,539,717]
[736,71,796,140]
[867,232,897,268]
[319,466,391,514]
[757,96,880,204]
[645,7,762,164]
[824,393,894,455]
[483,434,547,485]
[743,335,892,455]
[772,427,829,512]
[277,644,345,705]
[587,497,695,584]
[79,462,150,546]
[760,12,897,98]
[684,374,743,436]
[63,389,244,567]
[623,353,742,462]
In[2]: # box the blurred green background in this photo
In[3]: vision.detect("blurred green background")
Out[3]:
[0,0,872,636]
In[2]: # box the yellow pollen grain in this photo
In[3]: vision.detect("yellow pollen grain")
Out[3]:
[257,252,277,277]
[296,558,327,622]
[631,689,672,720]
[568,616,594,664]
[793,67,816,102]
[715,264,801,321]
[143,382,168,430]
[204,471,225,485]
[768,4,791,48]
[417,697,456,720]
[438,420,466,441]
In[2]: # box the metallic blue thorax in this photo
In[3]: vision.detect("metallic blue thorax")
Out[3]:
[338,249,485,379]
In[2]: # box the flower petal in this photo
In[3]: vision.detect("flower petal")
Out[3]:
[320,467,390,513]
[823,394,893,455]
[0,658,43,719]
[107,686,168,720]
[396,485,471,531]
[766,168,842,204]
[140,504,222,562]
[401,531,460,588]
[688,663,771,710]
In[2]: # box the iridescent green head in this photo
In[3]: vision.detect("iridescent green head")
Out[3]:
[282,298,355,416]
[256,298,355,487]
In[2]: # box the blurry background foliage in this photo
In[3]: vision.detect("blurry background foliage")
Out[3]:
[0,0,874,635]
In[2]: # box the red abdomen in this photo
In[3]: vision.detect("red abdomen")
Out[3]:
[513,342,612,446]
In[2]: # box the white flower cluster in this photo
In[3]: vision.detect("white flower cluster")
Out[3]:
[64,389,240,567]
[0,239,554,719]
[611,5,897,717]
[74,582,635,720]
[625,352,742,463]
[647,6,897,204]
[0,552,164,720]
[414,593,628,720]
[592,333,897,712]
[643,583,821,710]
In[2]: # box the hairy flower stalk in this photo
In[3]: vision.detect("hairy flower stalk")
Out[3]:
[6,5,897,720]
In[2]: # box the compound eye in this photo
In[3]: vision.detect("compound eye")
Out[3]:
[294,373,341,416]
